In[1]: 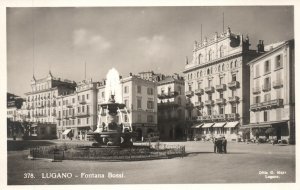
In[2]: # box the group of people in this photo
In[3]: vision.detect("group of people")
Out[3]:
[213,136,227,154]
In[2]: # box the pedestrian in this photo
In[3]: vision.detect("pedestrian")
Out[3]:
[217,138,222,153]
[222,136,227,154]
[213,137,217,153]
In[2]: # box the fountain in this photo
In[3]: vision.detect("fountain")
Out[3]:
[90,68,133,147]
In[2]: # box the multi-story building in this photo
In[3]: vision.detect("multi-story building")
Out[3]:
[137,71,165,82]
[183,27,261,141]
[7,93,24,122]
[157,74,186,140]
[247,40,295,143]
[56,79,98,140]
[97,74,158,141]
[23,71,76,124]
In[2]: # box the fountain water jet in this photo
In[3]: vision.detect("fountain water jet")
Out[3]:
[89,68,133,147]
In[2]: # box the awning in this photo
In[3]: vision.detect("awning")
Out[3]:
[191,123,204,129]
[202,123,214,128]
[243,121,288,128]
[224,121,240,128]
[213,122,226,128]
[62,129,72,135]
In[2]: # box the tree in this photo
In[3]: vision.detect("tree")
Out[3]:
[265,128,276,139]
[252,128,262,139]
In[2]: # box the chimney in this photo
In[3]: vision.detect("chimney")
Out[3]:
[129,72,132,76]
[257,40,264,53]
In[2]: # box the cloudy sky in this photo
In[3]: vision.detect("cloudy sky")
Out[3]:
[7,6,293,96]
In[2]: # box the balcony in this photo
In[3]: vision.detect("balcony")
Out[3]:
[158,100,179,108]
[215,98,226,105]
[204,100,214,106]
[252,87,261,94]
[228,96,239,103]
[36,104,44,108]
[51,112,56,117]
[204,86,214,93]
[63,115,69,120]
[262,84,271,92]
[250,99,283,111]
[51,102,57,107]
[212,114,226,121]
[194,88,204,95]
[273,80,283,89]
[76,112,90,117]
[228,81,240,89]
[227,113,239,120]
[66,103,73,108]
[216,84,226,91]
[78,99,87,104]
[185,91,194,98]
[57,116,62,120]
[195,101,204,108]
[197,115,212,121]
[158,91,179,99]
[35,114,46,118]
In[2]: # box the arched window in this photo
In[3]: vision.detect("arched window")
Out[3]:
[197,72,199,78]
[198,54,202,64]
[208,50,213,61]
[230,61,233,68]
[218,65,221,72]
[222,64,225,71]
[207,68,210,75]
[220,45,225,57]
[200,70,202,77]
[234,60,237,67]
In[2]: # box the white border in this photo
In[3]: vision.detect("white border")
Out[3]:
[1,1,299,190]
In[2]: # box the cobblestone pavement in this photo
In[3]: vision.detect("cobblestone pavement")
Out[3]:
[7,140,295,184]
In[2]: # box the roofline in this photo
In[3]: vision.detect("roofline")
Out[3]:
[247,39,294,65]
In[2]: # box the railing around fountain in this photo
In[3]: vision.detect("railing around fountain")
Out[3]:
[28,143,185,161]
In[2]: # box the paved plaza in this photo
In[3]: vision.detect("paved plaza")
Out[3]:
[7,140,295,184]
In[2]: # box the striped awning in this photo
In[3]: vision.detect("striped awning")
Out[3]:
[213,122,226,128]
[224,121,240,128]
[62,129,72,135]
[191,123,204,129]
[202,123,214,128]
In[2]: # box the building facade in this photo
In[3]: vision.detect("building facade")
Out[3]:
[247,40,295,143]
[157,74,187,140]
[97,74,158,141]
[56,79,98,140]
[23,71,76,124]
[7,93,24,122]
[183,27,260,141]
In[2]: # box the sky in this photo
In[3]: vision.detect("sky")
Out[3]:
[7,6,294,96]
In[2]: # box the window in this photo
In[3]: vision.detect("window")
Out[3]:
[207,106,212,115]
[178,86,181,95]
[188,84,192,91]
[219,105,224,114]
[208,50,213,61]
[275,54,282,69]
[147,88,153,95]
[63,110,65,116]
[82,105,85,113]
[58,111,61,117]
[77,107,80,113]
[124,99,129,108]
[198,54,202,64]
[254,96,261,103]
[198,82,202,89]
[137,114,142,122]
[222,64,225,71]
[231,89,236,97]
[219,77,224,84]
[87,105,89,114]
[72,98,75,103]
[147,100,154,109]
[231,103,237,114]
[86,118,89,124]
[77,118,81,125]
[264,60,270,73]
[137,86,142,93]
[219,91,224,99]
[232,74,236,82]
[86,94,89,100]
[220,46,225,57]
[178,97,182,105]
[264,111,269,122]
[208,94,212,100]
[137,99,142,109]
[208,79,211,87]
[124,115,128,122]
[124,86,129,93]
[101,91,105,98]
[82,95,85,101]
[264,77,271,89]
[207,68,210,75]
[78,96,80,101]
[264,93,271,102]
[197,96,201,102]
[147,115,154,123]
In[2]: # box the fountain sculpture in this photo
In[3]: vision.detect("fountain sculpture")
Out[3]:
[90,68,133,147]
